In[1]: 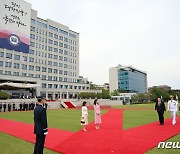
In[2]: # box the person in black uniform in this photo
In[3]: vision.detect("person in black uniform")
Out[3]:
[19,103,22,111]
[3,103,6,112]
[0,103,2,112]
[155,97,166,125]
[34,96,48,154]
[8,103,11,112]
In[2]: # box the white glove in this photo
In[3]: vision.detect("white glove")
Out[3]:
[44,132,48,135]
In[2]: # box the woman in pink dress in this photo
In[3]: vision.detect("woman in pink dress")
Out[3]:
[94,99,101,129]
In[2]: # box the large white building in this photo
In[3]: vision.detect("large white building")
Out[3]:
[0,0,93,99]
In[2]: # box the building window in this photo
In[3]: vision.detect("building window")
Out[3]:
[48,76,52,81]
[59,85,63,89]
[14,72,19,76]
[48,68,52,73]
[42,75,46,80]
[29,57,34,62]
[29,65,34,70]
[53,62,58,66]
[64,51,68,55]
[22,73,27,77]
[59,63,63,68]
[54,77,58,81]
[54,34,58,39]
[5,71,11,75]
[59,49,63,54]
[48,54,52,58]
[48,39,53,44]
[54,84,58,88]
[6,53,12,59]
[64,44,68,49]
[22,64,27,70]
[0,52,4,57]
[48,61,52,66]
[29,49,34,55]
[59,56,63,61]
[64,71,68,75]
[54,41,58,46]
[54,48,58,53]
[42,67,47,72]
[59,42,63,47]
[29,74,33,77]
[42,83,47,88]
[59,36,63,40]
[54,55,58,59]
[0,61,3,66]
[59,77,63,82]
[48,84,52,89]
[59,70,63,74]
[49,25,58,32]
[49,32,53,37]
[5,62,12,67]
[54,69,58,74]
[14,63,19,69]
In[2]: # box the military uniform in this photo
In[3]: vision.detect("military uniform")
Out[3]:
[168,99,178,125]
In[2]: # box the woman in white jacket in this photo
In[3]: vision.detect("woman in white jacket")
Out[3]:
[81,101,88,131]
[168,95,178,125]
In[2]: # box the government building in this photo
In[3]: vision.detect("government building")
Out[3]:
[109,65,147,93]
[0,0,93,99]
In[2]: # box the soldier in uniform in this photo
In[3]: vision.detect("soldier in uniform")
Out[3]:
[34,96,48,154]
[8,103,11,112]
[3,103,6,112]
[0,103,2,112]
[168,95,178,125]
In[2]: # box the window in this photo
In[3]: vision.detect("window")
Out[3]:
[42,67,47,72]
[59,29,68,35]
[48,54,52,58]
[64,51,68,55]
[30,34,35,39]
[5,62,12,67]
[42,75,46,80]
[6,53,12,59]
[59,63,63,68]
[30,26,35,32]
[69,33,76,38]
[23,56,27,61]
[48,68,52,73]
[54,55,58,60]
[59,77,63,82]
[22,73,27,77]
[42,83,47,88]
[0,61,3,66]
[53,62,58,66]
[54,84,58,88]
[48,46,53,51]
[54,69,58,74]
[29,57,34,62]
[64,71,68,75]
[64,57,68,62]
[22,64,27,70]
[54,41,58,46]
[64,44,68,49]
[14,63,19,69]
[64,37,68,42]
[64,64,68,68]
[0,52,4,57]
[35,74,40,78]
[48,61,52,66]
[48,84,52,88]
[59,49,63,54]
[48,76,52,81]
[64,78,68,82]
[54,48,58,53]
[54,34,58,39]
[59,56,63,61]
[49,32,53,37]
[29,65,34,70]
[14,72,19,76]
[29,73,33,77]
[37,21,47,28]
[59,70,63,74]
[49,25,58,32]
[59,43,63,47]
[48,39,53,44]
[29,49,34,55]
[30,41,35,47]
[5,71,11,75]
[54,77,58,81]
[59,36,63,40]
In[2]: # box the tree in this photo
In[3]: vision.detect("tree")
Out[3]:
[0,91,11,100]
[110,90,119,96]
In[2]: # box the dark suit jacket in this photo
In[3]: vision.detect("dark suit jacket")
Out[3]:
[34,104,48,135]
[155,101,166,112]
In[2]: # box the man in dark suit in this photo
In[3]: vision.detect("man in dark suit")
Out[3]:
[155,97,166,125]
[34,96,48,154]
[3,103,6,112]
[0,103,2,112]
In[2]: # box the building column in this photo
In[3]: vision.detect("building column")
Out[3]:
[46,92,48,100]
[52,92,55,100]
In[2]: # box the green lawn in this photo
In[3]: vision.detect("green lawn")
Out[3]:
[0,132,58,154]
[0,104,179,153]
[0,109,107,132]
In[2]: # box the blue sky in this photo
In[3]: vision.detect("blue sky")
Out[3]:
[26,0,180,89]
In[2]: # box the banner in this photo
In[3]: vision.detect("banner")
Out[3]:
[0,0,31,53]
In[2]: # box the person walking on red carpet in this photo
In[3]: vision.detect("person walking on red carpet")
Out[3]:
[94,99,101,129]
[34,96,48,154]
[167,95,178,125]
[155,97,166,125]
[81,101,88,131]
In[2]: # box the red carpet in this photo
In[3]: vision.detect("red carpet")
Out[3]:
[0,118,74,150]
[0,110,180,154]
[64,102,76,108]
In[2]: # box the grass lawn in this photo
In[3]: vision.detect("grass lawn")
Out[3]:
[0,132,58,154]
[0,104,179,153]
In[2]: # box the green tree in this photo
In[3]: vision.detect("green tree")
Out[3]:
[0,91,11,100]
